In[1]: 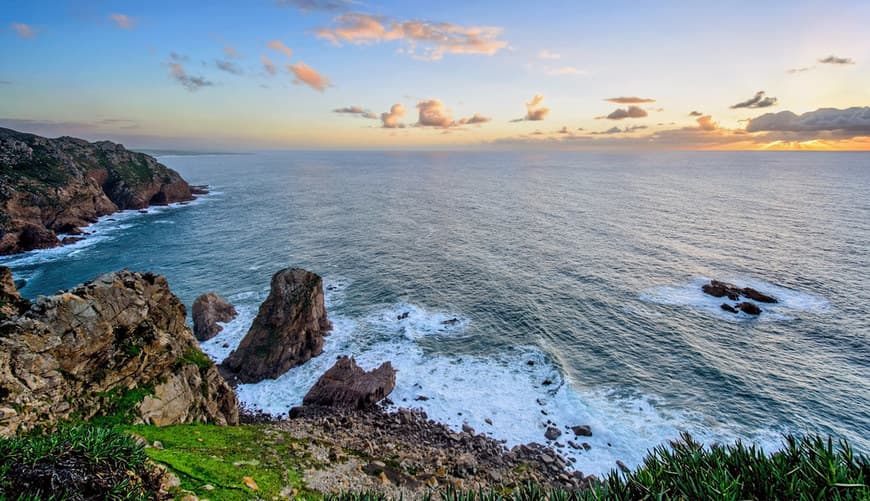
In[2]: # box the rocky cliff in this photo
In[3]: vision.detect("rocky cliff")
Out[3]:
[222,268,332,384]
[0,127,195,255]
[0,268,238,436]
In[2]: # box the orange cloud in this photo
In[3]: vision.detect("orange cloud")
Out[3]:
[381,104,406,128]
[458,114,492,125]
[606,97,655,104]
[109,14,133,29]
[268,40,294,59]
[516,94,550,121]
[288,62,329,91]
[315,13,507,60]
[597,105,647,120]
[10,23,35,38]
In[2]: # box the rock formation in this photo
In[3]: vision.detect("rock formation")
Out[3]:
[302,356,397,409]
[0,267,29,318]
[192,292,237,341]
[0,268,238,436]
[0,127,196,255]
[702,280,777,303]
[222,268,331,384]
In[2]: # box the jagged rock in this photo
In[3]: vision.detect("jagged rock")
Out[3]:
[0,267,29,318]
[192,292,237,341]
[736,302,762,315]
[702,280,777,304]
[222,268,331,384]
[0,127,195,255]
[0,270,238,436]
[302,356,396,409]
[544,427,561,440]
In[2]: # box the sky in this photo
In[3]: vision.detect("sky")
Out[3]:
[1,0,869,151]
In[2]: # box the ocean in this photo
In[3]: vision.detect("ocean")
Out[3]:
[2,151,868,476]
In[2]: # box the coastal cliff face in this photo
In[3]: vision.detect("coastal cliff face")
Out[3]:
[0,127,194,255]
[0,268,238,436]
[222,268,332,384]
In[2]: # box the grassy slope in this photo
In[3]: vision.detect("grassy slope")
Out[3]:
[123,423,321,500]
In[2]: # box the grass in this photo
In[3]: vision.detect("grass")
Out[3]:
[175,347,214,370]
[0,424,156,500]
[122,423,319,500]
[88,384,155,427]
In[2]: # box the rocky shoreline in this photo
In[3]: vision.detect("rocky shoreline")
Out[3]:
[0,128,199,255]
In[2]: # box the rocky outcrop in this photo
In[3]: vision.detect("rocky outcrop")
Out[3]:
[702,280,777,303]
[0,269,238,436]
[302,357,396,409]
[0,267,29,318]
[0,127,196,255]
[192,292,237,341]
[222,268,331,384]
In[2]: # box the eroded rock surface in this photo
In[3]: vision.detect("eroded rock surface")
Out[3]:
[0,269,238,436]
[302,356,396,409]
[222,268,331,384]
[192,292,237,341]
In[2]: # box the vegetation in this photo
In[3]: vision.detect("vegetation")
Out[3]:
[89,384,155,427]
[122,423,317,500]
[175,347,214,371]
[0,424,157,500]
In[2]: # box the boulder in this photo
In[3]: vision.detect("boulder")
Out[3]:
[741,287,777,304]
[302,356,396,409]
[192,292,238,341]
[222,268,331,383]
[702,280,741,300]
[737,302,762,315]
[0,270,238,436]
[544,427,561,440]
[571,425,592,437]
[720,303,738,314]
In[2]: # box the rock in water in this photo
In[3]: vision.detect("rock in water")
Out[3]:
[736,302,762,315]
[221,268,331,383]
[303,356,396,409]
[0,270,239,436]
[0,127,195,255]
[720,303,739,314]
[740,287,777,304]
[192,292,238,341]
[702,280,741,300]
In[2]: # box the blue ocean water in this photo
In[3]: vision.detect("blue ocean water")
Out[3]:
[3,151,868,475]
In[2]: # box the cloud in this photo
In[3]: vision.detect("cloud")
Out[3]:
[416,99,453,127]
[216,59,243,75]
[268,40,294,59]
[10,23,35,38]
[334,105,378,119]
[0,80,10,85]
[288,62,330,91]
[170,52,188,62]
[597,105,648,120]
[605,97,655,104]
[458,113,492,125]
[276,0,355,12]
[730,91,777,109]
[696,115,717,131]
[818,55,855,65]
[315,13,508,61]
[109,14,134,29]
[689,111,703,116]
[557,126,570,134]
[591,125,648,135]
[538,50,560,60]
[224,46,241,59]
[545,66,582,76]
[513,94,550,121]
[787,66,814,74]
[261,55,278,76]
[381,104,406,128]
[167,61,214,91]
[746,107,870,133]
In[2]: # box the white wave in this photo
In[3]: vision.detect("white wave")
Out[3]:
[324,277,352,308]
[639,276,830,322]
[232,300,786,476]
[365,302,469,339]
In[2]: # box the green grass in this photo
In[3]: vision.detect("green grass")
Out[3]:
[175,347,214,370]
[88,384,155,427]
[0,424,155,500]
[122,423,319,500]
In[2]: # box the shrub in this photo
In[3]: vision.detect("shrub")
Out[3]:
[0,425,158,500]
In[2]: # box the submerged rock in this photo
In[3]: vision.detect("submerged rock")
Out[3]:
[0,270,238,436]
[222,268,331,383]
[302,356,396,409]
[192,292,238,341]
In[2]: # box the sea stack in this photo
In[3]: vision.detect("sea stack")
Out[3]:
[221,268,332,384]
[192,292,238,341]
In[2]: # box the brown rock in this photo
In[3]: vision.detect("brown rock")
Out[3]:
[0,270,238,436]
[571,425,592,437]
[0,266,29,317]
[741,287,777,303]
[544,427,561,440]
[192,292,237,341]
[303,356,396,409]
[222,268,331,383]
[720,303,738,314]
[702,280,741,300]
[737,302,762,315]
